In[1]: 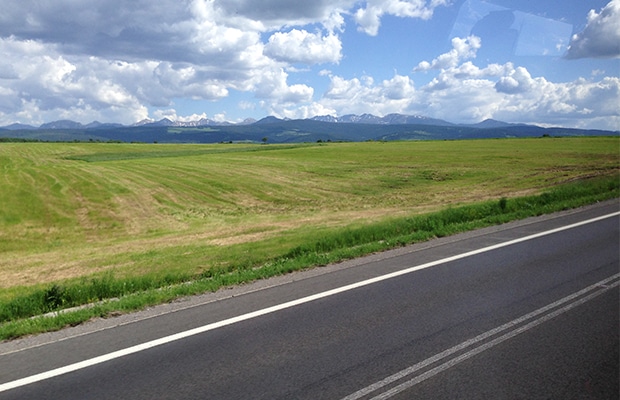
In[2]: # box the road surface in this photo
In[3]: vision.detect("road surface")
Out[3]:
[1,201,618,399]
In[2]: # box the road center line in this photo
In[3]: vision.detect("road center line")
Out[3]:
[1,211,618,393]
[341,273,620,400]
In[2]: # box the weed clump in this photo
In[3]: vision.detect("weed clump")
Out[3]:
[499,197,508,212]
[44,284,66,311]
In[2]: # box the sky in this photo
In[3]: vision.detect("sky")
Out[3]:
[0,0,619,130]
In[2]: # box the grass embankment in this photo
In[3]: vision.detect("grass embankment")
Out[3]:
[0,138,618,340]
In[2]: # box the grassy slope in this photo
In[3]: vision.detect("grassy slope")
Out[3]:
[0,138,618,333]
[2,138,618,284]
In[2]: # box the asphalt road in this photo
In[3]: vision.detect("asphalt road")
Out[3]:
[1,201,618,399]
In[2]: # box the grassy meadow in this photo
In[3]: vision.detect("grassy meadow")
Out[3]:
[0,137,618,337]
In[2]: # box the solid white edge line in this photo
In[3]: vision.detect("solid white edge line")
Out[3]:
[1,211,618,393]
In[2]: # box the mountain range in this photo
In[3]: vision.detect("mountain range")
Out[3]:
[0,114,616,143]
[0,113,505,130]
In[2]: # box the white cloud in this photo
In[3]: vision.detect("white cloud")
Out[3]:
[320,73,416,115]
[270,102,337,120]
[315,73,413,117]
[152,110,212,122]
[264,29,342,64]
[566,0,620,59]
[324,75,363,100]
[414,60,620,129]
[354,0,448,36]
[492,75,620,129]
[383,74,416,99]
[0,37,148,123]
[451,62,513,79]
[0,6,323,125]
[253,67,314,104]
[415,35,481,71]
[0,0,359,125]
[494,67,536,94]
[309,39,620,131]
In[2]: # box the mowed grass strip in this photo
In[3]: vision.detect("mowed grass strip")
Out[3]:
[0,138,618,338]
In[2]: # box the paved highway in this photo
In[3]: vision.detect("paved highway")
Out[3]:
[1,201,618,399]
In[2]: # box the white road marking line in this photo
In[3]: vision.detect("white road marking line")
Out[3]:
[0,211,618,393]
[342,274,620,400]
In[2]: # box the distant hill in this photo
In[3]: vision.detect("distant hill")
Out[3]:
[86,121,124,129]
[39,120,85,130]
[0,114,616,143]
[1,123,37,130]
[465,119,517,128]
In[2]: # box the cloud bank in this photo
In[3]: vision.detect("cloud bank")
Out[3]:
[0,0,617,130]
[566,0,620,59]
[314,34,620,130]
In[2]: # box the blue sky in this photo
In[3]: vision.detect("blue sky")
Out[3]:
[0,0,618,129]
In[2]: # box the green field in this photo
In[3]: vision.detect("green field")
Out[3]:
[0,137,618,337]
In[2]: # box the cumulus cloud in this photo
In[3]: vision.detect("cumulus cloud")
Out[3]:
[319,73,415,115]
[152,110,211,122]
[0,0,200,62]
[264,30,342,64]
[451,62,513,79]
[415,36,481,71]
[253,67,314,103]
[566,0,620,59]
[493,75,620,128]
[307,37,620,131]
[0,0,341,125]
[0,37,150,123]
[266,101,337,120]
[215,0,352,30]
[494,67,536,94]
[354,0,449,36]
[415,60,620,129]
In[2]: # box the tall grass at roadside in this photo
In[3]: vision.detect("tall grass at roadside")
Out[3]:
[1,175,617,340]
[283,175,619,261]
